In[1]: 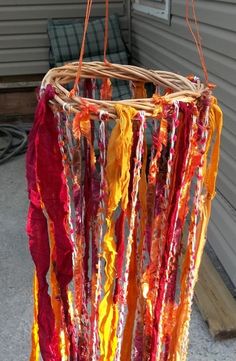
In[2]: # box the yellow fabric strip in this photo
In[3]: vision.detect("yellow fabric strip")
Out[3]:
[30,271,39,361]
[194,97,223,279]
[59,329,68,361]
[98,105,137,361]
[106,105,137,214]
[98,220,118,360]
[121,214,138,361]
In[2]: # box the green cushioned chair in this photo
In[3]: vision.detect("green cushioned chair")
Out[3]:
[47,15,154,144]
[47,15,131,100]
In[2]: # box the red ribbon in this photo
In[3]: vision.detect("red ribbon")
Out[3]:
[26,85,76,360]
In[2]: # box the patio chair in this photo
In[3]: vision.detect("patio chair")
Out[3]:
[47,15,131,100]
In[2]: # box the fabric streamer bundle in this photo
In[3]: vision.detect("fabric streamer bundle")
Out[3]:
[26,1,223,361]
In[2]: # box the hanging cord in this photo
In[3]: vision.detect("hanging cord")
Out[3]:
[186,0,209,85]
[70,0,93,96]
[103,0,110,64]
[71,0,111,96]
[0,123,30,165]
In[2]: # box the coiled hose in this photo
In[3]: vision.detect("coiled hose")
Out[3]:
[0,123,31,165]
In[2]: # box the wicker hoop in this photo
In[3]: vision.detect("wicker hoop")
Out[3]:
[42,61,209,119]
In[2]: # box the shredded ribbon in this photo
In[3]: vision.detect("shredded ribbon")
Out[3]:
[98,105,137,361]
[27,84,74,360]
[27,87,222,361]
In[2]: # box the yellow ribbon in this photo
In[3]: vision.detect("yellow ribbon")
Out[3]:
[98,105,137,360]
[30,272,39,361]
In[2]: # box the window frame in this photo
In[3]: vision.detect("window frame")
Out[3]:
[133,0,171,24]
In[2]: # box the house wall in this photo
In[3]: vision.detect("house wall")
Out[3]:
[131,0,236,286]
[0,0,127,77]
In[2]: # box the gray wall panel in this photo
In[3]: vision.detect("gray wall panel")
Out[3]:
[132,14,236,61]
[0,48,48,62]
[0,0,126,76]
[172,0,236,31]
[208,193,236,287]
[1,0,120,4]
[132,0,236,285]
[0,61,49,75]
[0,4,124,21]
[0,34,48,49]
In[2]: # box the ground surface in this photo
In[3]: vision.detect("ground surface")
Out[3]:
[0,155,235,361]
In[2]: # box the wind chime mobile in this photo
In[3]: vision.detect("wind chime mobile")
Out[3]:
[26,1,223,360]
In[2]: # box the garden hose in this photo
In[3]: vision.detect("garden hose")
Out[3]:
[0,124,31,165]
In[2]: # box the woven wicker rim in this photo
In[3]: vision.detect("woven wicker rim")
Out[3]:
[42,62,209,119]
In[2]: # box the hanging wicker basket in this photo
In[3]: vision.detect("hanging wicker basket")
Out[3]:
[42,61,209,119]
[27,12,222,360]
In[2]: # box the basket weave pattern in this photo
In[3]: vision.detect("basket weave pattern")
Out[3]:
[42,61,208,118]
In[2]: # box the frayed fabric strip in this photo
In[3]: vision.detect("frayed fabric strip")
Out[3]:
[26,91,222,361]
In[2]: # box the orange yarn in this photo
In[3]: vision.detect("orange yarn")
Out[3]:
[185,0,208,84]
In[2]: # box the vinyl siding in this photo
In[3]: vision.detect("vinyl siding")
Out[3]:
[131,0,236,285]
[0,0,127,76]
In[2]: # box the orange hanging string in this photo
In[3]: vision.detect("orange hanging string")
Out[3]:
[104,0,110,64]
[70,0,93,96]
[186,0,209,85]
[191,0,209,84]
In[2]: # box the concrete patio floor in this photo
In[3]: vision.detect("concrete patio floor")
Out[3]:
[0,154,235,361]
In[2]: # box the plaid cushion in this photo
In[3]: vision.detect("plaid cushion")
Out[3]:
[84,52,131,100]
[48,15,130,100]
[48,15,126,66]
[56,51,130,100]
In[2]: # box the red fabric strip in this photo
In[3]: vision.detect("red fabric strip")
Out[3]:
[150,103,194,360]
[28,85,76,359]
[83,78,94,99]
[26,85,61,360]
[36,104,76,359]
